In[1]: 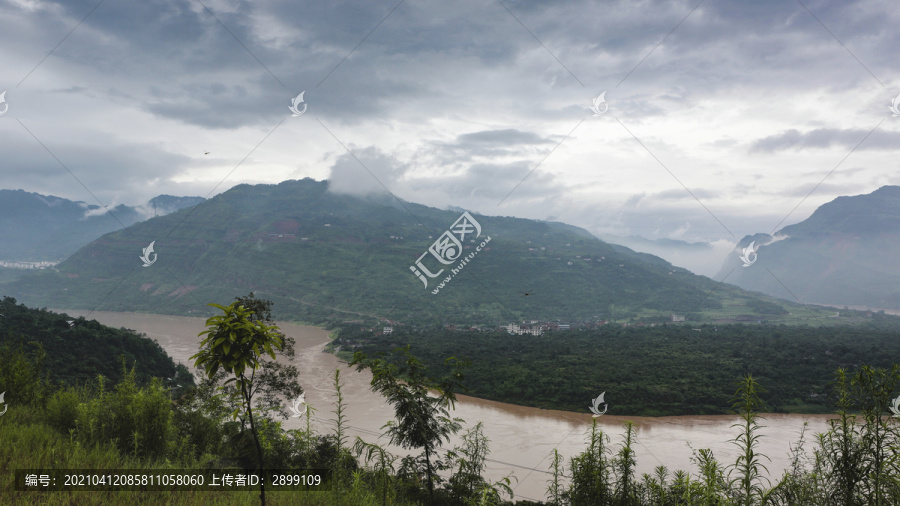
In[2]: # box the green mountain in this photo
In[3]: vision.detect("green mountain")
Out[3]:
[0,189,204,262]
[716,186,900,310]
[0,179,842,325]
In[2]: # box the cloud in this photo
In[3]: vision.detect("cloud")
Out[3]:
[327,147,409,196]
[1,0,898,254]
[750,129,900,153]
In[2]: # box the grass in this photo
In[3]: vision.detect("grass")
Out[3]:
[0,406,393,506]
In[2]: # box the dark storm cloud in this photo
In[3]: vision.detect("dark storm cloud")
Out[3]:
[11,0,896,130]
[1,0,897,254]
[430,129,554,160]
[456,129,550,147]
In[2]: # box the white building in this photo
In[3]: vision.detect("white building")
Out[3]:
[504,323,542,336]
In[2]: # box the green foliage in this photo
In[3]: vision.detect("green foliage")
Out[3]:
[613,421,639,505]
[745,299,788,315]
[446,422,515,504]
[0,296,189,390]
[72,361,174,461]
[192,295,303,420]
[330,368,358,494]
[567,420,612,505]
[0,337,49,408]
[13,342,900,505]
[191,296,291,506]
[850,365,900,505]
[639,466,671,505]
[352,345,468,504]
[45,385,83,434]
[353,437,399,505]
[547,448,565,506]
[728,376,769,505]
[192,302,282,381]
[692,448,728,505]
[5,179,867,328]
[342,323,900,416]
[819,368,866,505]
[764,424,827,505]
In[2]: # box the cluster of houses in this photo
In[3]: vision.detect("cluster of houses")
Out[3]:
[0,260,59,269]
[354,313,721,337]
[502,321,572,335]
[501,315,692,334]
[347,320,402,336]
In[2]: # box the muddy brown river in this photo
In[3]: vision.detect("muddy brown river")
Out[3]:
[58,310,835,502]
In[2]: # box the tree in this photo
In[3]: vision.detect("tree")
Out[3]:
[728,375,769,506]
[547,449,565,506]
[852,365,900,505]
[822,368,865,505]
[0,338,48,408]
[614,421,638,505]
[330,368,358,493]
[351,345,467,504]
[568,420,612,505]
[188,294,304,425]
[447,422,514,505]
[446,421,491,501]
[190,298,286,506]
[352,437,398,506]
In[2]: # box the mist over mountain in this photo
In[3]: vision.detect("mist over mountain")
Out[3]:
[0,178,836,326]
[717,186,900,310]
[0,190,203,262]
[596,234,733,278]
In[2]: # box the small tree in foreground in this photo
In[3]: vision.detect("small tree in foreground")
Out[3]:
[352,437,398,505]
[568,419,612,505]
[728,375,769,506]
[351,345,468,504]
[190,299,284,506]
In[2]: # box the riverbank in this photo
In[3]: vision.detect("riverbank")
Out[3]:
[57,309,838,503]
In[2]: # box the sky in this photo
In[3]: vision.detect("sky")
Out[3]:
[1,0,898,275]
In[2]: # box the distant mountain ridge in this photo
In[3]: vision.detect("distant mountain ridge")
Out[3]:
[0,179,836,325]
[0,189,204,262]
[717,185,900,309]
[597,234,722,277]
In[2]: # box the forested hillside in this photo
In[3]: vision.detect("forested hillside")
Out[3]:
[0,296,191,391]
[335,319,900,416]
[2,179,843,327]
